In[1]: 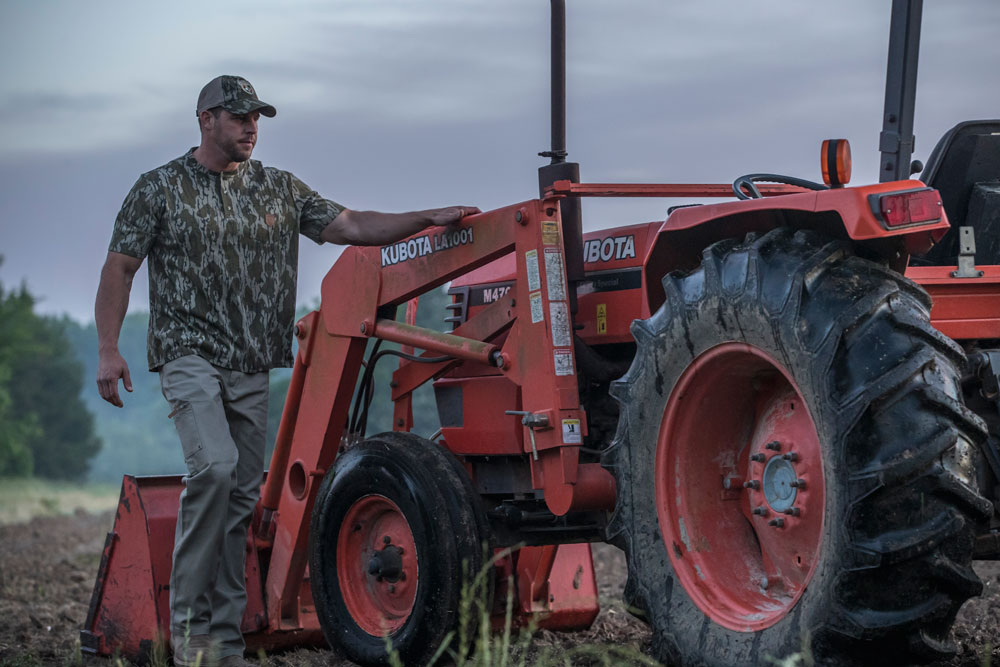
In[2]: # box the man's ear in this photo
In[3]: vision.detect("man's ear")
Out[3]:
[198,109,215,133]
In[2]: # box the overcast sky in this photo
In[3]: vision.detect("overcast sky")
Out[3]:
[1,1,998,323]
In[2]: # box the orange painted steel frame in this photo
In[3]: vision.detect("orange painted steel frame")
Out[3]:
[257,195,617,639]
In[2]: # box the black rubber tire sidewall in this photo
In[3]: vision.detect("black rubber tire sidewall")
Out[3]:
[309,434,487,666]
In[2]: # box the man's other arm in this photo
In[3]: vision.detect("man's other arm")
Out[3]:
[320,206,480,246]
[95,251,144,407]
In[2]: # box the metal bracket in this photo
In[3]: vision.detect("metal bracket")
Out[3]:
[506,410,551,461]
[951,226,984,278]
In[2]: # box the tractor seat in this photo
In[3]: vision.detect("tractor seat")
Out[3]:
[916,119,1000,266]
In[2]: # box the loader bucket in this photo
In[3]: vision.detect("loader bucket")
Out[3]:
[80,474,316,661]
[80,475,184,659]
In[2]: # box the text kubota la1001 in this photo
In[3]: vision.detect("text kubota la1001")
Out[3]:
[81,2,1000,665]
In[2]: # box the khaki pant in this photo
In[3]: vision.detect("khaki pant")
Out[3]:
[160,355,268,659]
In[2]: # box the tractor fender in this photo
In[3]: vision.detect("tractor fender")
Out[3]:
[641,181,949,315]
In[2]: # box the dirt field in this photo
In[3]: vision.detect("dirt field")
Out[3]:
[0,511,997,667]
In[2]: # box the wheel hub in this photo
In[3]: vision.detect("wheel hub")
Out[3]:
[762,456,798,512]
[368,545,404,582]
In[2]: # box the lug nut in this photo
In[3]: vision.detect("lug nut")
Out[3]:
[765,441,781,451]
[752,506,768,516]
[743,480,761,490]
[768,518,786,528]
[791,479,807,490]
[782,452,799,462]
[750,453,766,463]
[783,507,801,516]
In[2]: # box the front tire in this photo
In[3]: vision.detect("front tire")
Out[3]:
[309,432,490,666]
[604,228,991,666]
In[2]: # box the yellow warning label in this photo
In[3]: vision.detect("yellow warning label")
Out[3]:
[541,221,560,245]
[597,304,607,335]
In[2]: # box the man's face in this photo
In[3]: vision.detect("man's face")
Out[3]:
[205,109,260,163]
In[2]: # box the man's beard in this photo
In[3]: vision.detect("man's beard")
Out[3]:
[221,136,253,163]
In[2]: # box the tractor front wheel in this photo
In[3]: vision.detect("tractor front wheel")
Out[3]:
[309,432,490,666]
[605,228,991,666]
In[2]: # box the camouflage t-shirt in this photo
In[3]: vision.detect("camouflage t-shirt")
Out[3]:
[109,149,344,372]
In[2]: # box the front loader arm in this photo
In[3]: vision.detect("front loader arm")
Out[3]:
[258,197,613,629]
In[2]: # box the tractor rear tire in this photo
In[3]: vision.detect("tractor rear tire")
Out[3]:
[309,432,490,667]
[604,228,992,666]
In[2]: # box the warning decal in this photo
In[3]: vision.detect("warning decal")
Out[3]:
[529,291,544,324]
[525,250,541,292]
[541,221,560,245]
[554,349,575,377]
[544,248,567,301]
[562,418,582,443]
[549,301,572,347]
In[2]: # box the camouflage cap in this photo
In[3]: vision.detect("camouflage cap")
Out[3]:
[196,75,276,117]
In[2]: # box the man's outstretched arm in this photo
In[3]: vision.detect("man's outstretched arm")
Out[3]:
[95,251,143,407]
[320,206,480,246]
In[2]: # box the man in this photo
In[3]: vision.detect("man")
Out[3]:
[94,75,479,667]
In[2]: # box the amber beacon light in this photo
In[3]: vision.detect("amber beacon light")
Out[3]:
[821,139,852,187]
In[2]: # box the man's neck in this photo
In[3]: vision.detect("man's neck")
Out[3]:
[193,144,240,173]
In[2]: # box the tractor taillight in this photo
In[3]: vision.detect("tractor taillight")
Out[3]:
[872,188,943,228]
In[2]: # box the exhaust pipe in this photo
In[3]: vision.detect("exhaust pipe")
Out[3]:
[538,0,583,313]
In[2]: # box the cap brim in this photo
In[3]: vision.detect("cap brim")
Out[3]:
[251,101,277,118]
[220,100,277,118]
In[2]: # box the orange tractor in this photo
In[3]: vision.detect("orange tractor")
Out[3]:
[83,2,1000,665]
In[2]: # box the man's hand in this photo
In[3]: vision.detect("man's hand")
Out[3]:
[97,350,133,408]
[427,206,481,227]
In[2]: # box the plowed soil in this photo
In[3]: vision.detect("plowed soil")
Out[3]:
[0,511,997,666]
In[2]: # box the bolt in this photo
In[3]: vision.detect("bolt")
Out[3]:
[768,518,786,528]
[752,506,767,516]
[383,535,391,545]
[388,584,396,594]
[782,452,799,462]
[761,577,769,589]
[765,441,781,451]
[743,480,760,490]
[783,507,801,517]
[360,322,367,335]
[723,475,743,490]
[750,453,766,463]
[791,479,807,490]
[515,211,523,223]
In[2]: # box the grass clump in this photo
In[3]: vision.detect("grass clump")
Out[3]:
[384,546,661,667]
